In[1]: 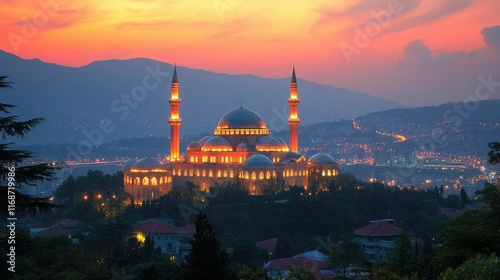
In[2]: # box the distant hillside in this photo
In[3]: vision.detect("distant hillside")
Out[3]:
[356,100,500,125]
[2,50,402,145]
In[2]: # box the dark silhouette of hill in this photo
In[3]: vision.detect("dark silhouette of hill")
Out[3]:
[2,49,402,145]
[356,99,500,124]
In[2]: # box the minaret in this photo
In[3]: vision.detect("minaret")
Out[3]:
[288,65,300,153]
[169,65,181,161]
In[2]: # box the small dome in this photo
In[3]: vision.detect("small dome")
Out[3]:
[275,137,288,146]
[308,153,337,166]
[123,159,136,170]
[255,136,289,152]
[236,142,248,152]
[217,107,267,129]
[131,157,168,172]
[285,151,302,160]
[187,141,202,151]
[243,154,273,168]
[201,136,233,152]
[197,135,212,146]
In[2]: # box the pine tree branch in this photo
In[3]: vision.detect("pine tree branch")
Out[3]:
[0,102,16,113]
[0,143,34,164]
[0,187,60,214]
[0,116,45,139]
[0,76,13,89]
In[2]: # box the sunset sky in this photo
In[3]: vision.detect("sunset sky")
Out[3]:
[1,0,500,106]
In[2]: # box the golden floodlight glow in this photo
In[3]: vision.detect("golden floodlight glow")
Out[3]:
[136,233,146,243]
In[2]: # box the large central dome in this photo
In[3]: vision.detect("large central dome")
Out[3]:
[217,107,267,129]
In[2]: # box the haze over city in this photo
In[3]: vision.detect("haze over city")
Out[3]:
[1,0,500,106]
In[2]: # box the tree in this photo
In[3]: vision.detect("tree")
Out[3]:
[329,239,365,278]
[0,76,58,214]
[438,253,500,280]
[184,212,231,280]
[385,232,415,277]
[238,266,272,280]
[284,264,316,280]
[433,209,500,274]
[459,188,469,208]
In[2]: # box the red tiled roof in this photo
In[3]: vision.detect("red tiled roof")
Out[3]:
[51,218,89,228]
[355,220,401,236]
[36,227,73,238]
[135,220,178,233]
[134,219,195,236]
[176,224,195,238]
[256,238,278,249]
[30,222,49,229]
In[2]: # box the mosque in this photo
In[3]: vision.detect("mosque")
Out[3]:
[123,66,339,202]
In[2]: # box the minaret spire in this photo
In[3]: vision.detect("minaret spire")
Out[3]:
[169,64,182,161]
[288,65,300,153]
[291,64,297,83]
[172,63,178,83]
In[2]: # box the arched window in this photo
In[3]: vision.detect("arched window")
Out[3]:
[230,170,234,178]
[266,171,271,179]
[328,170,331,176]
[333,169,337,176]
[160,177,164,184]
[245,171,249,179]
[285,170,289,177]
[202,169,206,177]
[299,170,302,176]
[224,170,228,177]
[189,169,193,176]
[322,170,326,176]
[134,177,140,185]
[196,169,200,176]
[273,171,276,178]
[142,177,149,185]
[151,177,158,186]
[209,170,213,177]
[259,171,264,180]
[183,169,187,176]
[251,171,256,180]
[217,170,221,178]
[172,169,176,176]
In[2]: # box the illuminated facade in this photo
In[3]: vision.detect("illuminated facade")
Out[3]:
[124,66,339,199]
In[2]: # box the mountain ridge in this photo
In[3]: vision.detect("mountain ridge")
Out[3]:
[2,49,403,145]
